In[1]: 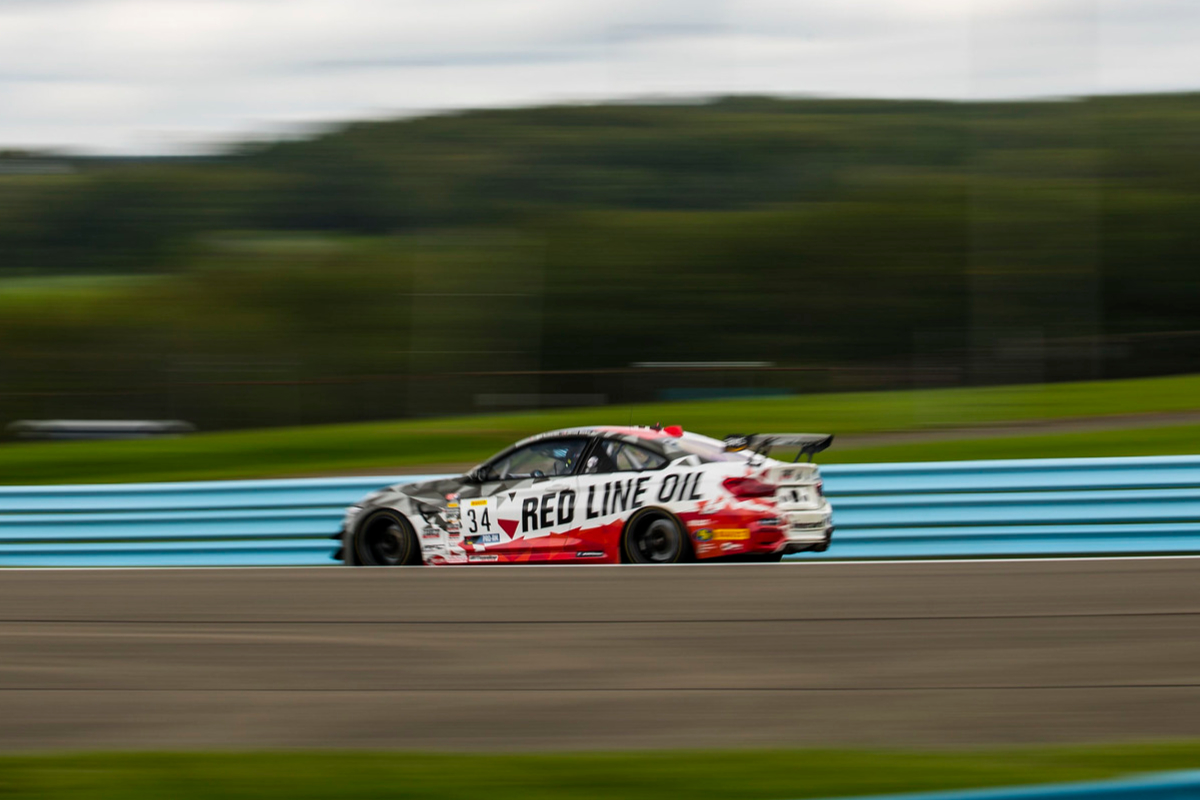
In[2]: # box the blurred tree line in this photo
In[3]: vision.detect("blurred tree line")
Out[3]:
[1,94,1198,429]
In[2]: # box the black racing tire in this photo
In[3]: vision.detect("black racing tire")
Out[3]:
[347,509,421,567]
[621,508,692,564]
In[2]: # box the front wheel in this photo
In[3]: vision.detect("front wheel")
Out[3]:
[622,509,691,564]
[347,509,421,566]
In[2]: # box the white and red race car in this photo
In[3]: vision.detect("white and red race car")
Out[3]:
[338,425,833,566]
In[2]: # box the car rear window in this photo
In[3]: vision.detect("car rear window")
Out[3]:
[584,440,668,473]
[665,434,752,463]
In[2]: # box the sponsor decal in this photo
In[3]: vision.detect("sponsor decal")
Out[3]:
[505,470,713,538]
[469,499,488,507]
[421,532,441,540]
[713,528,751,541]
[468,554,499,563]
[695,542,718,556]
[694,528,714,541]
[575,550,605,558]
[579,472,705,527]
[466,533,501,545]
[720,542,741,551]
[519,488,578,533]
[647,471,704,506]
[446,502,459,509]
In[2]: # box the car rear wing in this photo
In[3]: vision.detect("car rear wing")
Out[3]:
[722,433,834,462]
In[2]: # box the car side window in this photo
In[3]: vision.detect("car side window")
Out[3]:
[486,437,589,480]
[616,443,667,471]
[583,441,667,473]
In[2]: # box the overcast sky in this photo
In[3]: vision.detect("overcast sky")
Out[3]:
[0,0,1196,154]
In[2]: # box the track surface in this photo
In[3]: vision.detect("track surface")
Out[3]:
[2,560,1199,751]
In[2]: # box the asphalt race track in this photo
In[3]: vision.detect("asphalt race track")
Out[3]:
[1,559,1199,751]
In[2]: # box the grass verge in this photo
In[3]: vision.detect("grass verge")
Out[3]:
[822,422,1200,465]
[0,744,1199,799]
[2,372,1199,484]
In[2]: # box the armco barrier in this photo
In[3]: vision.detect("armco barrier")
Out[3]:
[817,455,1200,559]
[3,455,1200,566]
[0,476,430,567]
[817,769,1200,800]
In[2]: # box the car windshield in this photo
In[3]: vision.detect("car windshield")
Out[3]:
[482,437,589,480]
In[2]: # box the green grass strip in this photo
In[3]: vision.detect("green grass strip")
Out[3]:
[2,372,1199,484]
[822,423,1200,464]
[0,744,1198,799]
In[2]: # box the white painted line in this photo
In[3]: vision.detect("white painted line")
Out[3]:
[3,554,1200,571]
[786,555,1200,565]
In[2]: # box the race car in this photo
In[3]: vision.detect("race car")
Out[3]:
[336,425,834,566]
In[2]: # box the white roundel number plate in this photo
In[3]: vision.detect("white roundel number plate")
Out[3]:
[461,498,494,535]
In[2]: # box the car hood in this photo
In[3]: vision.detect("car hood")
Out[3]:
[375,475,471,508]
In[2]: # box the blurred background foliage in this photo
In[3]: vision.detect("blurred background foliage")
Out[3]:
[1,94,1199,430]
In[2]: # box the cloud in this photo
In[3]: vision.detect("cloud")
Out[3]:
[0,0,1195,153]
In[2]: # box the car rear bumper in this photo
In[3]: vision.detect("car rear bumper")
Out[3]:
[780,526,834,554]
[746,507,833,555]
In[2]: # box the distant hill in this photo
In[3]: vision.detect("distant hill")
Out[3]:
[1,94,1198,429]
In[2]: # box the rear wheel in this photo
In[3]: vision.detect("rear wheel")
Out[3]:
[348,510,420,566]
[622,509,691,564]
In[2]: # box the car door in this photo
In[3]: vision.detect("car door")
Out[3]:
[575,438,672,557]
[465,436,590,562]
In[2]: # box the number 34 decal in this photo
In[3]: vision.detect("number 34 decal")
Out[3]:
[464,499,492,534]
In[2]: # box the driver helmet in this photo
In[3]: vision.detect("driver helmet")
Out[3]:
[548,443,576,471]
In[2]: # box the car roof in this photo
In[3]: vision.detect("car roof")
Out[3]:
[593,425,680,440]
[507,425,680,451]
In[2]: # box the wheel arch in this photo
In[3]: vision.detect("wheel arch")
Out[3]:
[619,505,694,564]
[345,505,423,566]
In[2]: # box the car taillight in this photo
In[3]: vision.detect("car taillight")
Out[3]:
[723,476,776,498]
[816,479,824,497]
